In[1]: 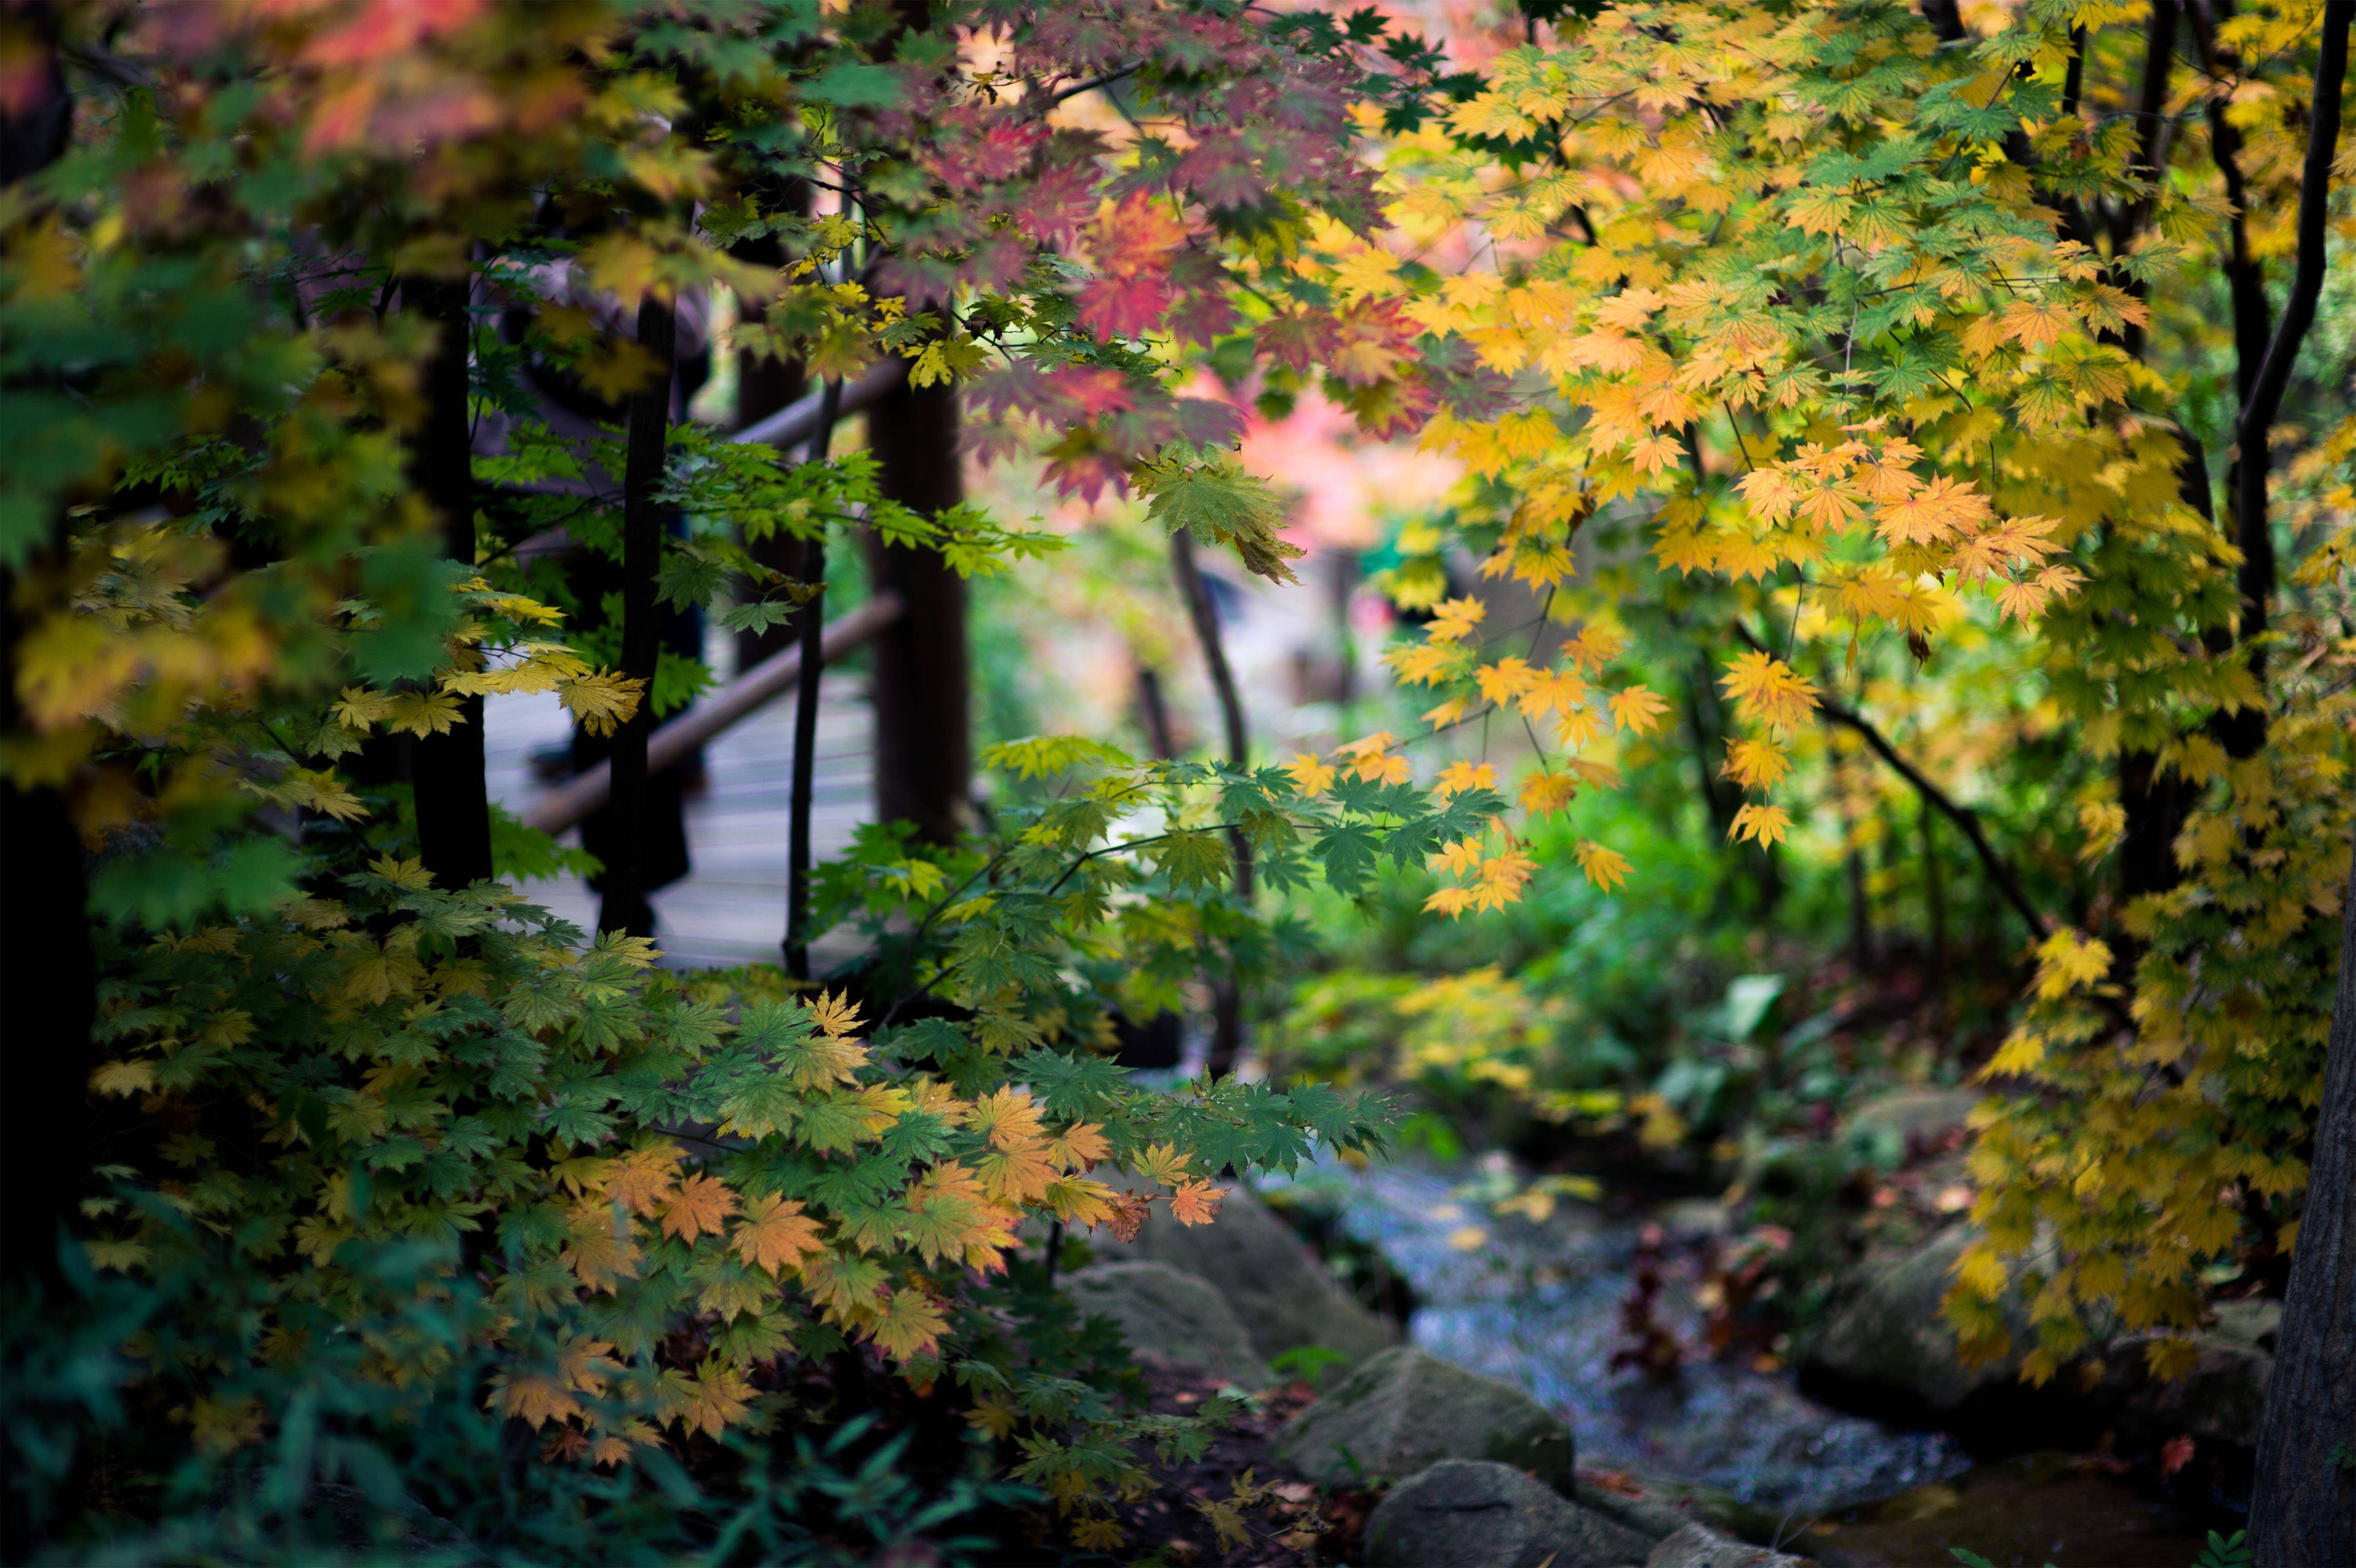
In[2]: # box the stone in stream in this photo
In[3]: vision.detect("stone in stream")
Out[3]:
[1799,1226,2023,1424]
[1798,1226,2105,1450]
[1643,1520,1811,1568]
[1088,1179,1397,1368]
[1272,1346,1576,1491]
[1062,1261,1272,1388]
[1362,1460,1659,1568]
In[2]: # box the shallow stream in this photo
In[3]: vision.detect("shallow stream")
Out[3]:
[1269,1157,2217,1565]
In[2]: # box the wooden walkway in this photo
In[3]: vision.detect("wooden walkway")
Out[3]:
[483,641,877,972]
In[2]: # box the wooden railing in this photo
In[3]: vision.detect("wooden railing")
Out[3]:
[523,592,904,835]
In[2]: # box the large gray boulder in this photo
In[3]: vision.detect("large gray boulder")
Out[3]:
[1273,1347,1575,1491]
[1644,1521,1809,1568]
[1363,1461,1657,1568]
[1091,1179,1396,1368]
[1798,1227,2021,1421]
[1064,1261,1272,1388]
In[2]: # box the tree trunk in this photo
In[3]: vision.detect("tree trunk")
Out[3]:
[2249,847,2356,1566]
[598,297,676,937]
[1170,530,1251,1075]
[2218,0,2351,760]
[730,216,811,673]
[402,274,494,890]
[865,373,970,845]
[783,377,843,979]
[0,0,92,1298]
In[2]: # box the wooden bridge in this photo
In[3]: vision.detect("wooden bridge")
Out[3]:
[483,636,878,973]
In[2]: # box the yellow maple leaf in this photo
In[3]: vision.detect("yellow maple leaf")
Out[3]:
[1607,684,1671,736]
[1719,650,1817,730]
[808,988,865,1040]
[1519,769,1577,814]
[382,690,463,738]
[1573,840,1632,892]
[1423,885,1476,918]
[669,1359,753,1438]
[867,1287,949,1362]
[561,1200,641,1294]
[1425,595,1488,643]
[1286,752,1337,797]
[89,1060,157,1098]
[1476,656,1542,706]
[1729,802,1793,848]
[558,670,644,738]
[1046,1121,1110,1172]
[1432,760,1498,801]
[966,1086,1046,1152]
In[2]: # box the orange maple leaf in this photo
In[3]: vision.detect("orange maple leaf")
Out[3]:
[731,1192,823,1277]
[604,1144,682,1216]
[1045,1120,1109,1173]
[660,1173,738,1244]
[1170,1179,1228,1226]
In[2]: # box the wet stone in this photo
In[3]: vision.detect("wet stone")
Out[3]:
[1363,1460,1659,1568]
[1644,1520,1811,1568]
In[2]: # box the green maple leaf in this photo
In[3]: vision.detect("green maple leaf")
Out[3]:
[1139,446,1305,584]
[1152,828,1232,893]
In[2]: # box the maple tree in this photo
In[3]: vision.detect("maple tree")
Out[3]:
[0,0,1498,1555]
[1214,0,2351,1553]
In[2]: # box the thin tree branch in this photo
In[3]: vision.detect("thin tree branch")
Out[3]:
[1733,623,2048,941]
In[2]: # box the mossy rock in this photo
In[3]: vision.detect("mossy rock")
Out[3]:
[1090,1178,1396,1368]
[1063,1260,1272,1388]
[1273,1347,1574,1491]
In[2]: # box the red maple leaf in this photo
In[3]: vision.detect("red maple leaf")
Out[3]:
[1176,135,1265,211]
[1168,292,1239,345]
[1257,310,1335,373]
[1077,272,1174,342]
[1087,193,1187,277]
[1051,364,1137,420]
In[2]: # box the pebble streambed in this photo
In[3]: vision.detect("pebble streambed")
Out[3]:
[1266,1157,1971,1520]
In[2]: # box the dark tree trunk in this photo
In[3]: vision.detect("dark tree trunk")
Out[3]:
[0,580,94,1296]
[1,7,91,1297]
[730,215,812,673]
[2249,847,2356,1567]
[402,275,494,890]
[2217,0,2350,760]
[783,377,843,979]
[1169,530,1251,1075]
[2117,746,2192,903]
[865,374,970,845]
[598,297,676,937]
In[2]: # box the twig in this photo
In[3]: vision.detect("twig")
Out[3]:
[1732,623,2047,940]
